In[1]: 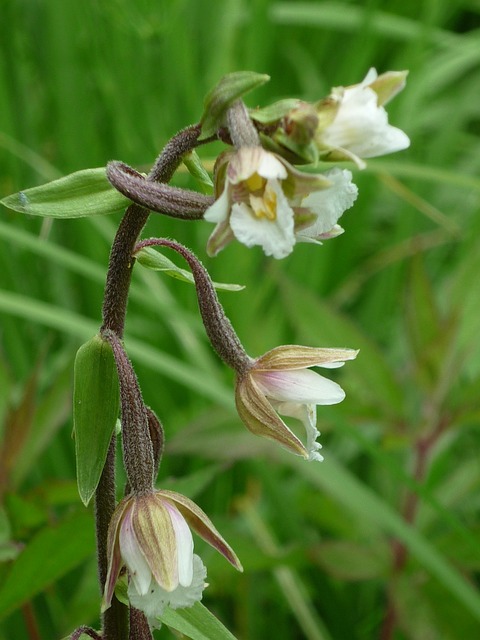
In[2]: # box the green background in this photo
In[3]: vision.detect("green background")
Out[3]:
[1,1,479,638]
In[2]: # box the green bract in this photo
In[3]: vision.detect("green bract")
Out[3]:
[1,168,129,218]
[182,151,214,193]
[73,335,120,506]
[200,71,270,139]
[136,247,245,291]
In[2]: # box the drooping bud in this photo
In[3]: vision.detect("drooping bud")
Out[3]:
[106,161,213,219]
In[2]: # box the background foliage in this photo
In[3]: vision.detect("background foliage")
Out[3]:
[1,1,480,638]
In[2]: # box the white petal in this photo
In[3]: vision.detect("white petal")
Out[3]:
[165,503,194,588]
[257,151,288,180]
[322,82,409,158]
[204,185,230,223]
[167,555,207,609]
[275,401,324,462]
[298,168,358,238]
[253,368,346,405]
[128,555,207,630]
[230,182,295,259]
[119,510,152,597]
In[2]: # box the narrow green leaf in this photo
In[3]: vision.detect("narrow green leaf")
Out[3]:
[201,71,270,138]
[0,510,94,620]
[1,168,129,218]
[73,335,119,506]
[160,601,238,640]
[136,247,245,292]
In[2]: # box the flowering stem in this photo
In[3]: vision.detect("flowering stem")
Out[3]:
[133,238,252,374]
[95,439,129,640]
[129,608,154,640]
[95,123,204,639]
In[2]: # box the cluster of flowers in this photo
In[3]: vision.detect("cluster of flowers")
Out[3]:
[102,69,409,629]
[205,69,409,258]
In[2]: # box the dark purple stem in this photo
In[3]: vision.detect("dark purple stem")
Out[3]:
[95,123,204,639]
[102,330,154,494]
[134,238,252,374]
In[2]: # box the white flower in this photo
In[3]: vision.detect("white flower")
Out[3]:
[317,68,410,168]
[235,345,358,460]
[295,168,358,243]
[204,147,357,258]
[102,490,242,626]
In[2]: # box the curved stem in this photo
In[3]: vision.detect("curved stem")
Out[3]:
[134,237,252,374]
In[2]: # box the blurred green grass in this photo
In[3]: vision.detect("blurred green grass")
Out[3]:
[1,1,480,638]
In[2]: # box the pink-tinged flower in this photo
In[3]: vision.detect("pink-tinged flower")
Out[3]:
[316,69,410,168]
[204,146,357,258]
[235,345,358,461]
[102,490,242,627]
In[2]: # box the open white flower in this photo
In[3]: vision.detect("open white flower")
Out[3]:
[235,345,358,460]
[204,147,357,258]
[316,69,410,168]
[102,490,242,627]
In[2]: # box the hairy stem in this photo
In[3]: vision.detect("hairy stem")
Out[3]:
[95,123,203,638]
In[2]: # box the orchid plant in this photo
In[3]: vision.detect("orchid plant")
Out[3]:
[1,69,409,639]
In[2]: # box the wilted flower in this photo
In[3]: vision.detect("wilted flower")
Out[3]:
[204,146,357,258]
[235,345,358,461]
[102,490,242,628]
[316,68,410,168]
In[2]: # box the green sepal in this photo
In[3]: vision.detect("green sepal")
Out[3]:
[259,132,318,166]
[73,335,119,506]
[183,151,213,193]
[136,247,245,292]
[1,168,129,218]
[200,71,270,138]
[250,99,301,124]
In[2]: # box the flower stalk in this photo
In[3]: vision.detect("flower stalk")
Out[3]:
[97,124,205,639]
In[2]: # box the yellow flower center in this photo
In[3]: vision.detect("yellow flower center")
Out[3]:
[249,185,277,220]
[244,172,266,192]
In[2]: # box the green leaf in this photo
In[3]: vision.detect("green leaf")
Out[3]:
[0,510,94,620]
[136,247,245,292]
[160,601,238,640]
[0,168,129,218]
[201,71,270,138]
[73,335,119,506]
